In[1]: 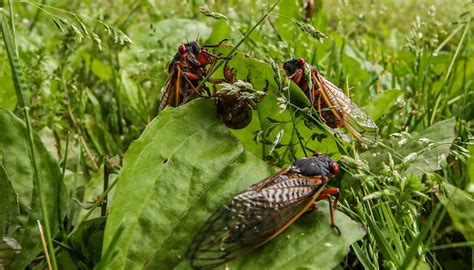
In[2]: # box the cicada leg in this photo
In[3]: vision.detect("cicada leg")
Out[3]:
[203,39,228,48]
[288,69,304,84]
[181,71,205,96]
[316,187,341,235]
[316,91,325,122]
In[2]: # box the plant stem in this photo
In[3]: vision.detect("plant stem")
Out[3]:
[69,177,118,238]
[101,156,110,217]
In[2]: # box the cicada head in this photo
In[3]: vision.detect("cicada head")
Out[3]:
[187,41,202,55]
[290,153,339,178]
[283,58,306,76]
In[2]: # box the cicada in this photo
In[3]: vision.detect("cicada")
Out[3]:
[283,58,378,145]
[187,153,340,269]
[214,62,266,129]
[159,40,226,111]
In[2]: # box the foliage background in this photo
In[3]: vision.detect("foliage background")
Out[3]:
[0,0,473,269]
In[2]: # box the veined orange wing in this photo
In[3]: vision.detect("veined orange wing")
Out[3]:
[311,70,378,145]
[187,172,326,269]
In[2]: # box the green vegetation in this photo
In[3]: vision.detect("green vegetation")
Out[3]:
[0,0,472,269]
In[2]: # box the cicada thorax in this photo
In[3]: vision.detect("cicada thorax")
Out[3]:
[187,153,340,269]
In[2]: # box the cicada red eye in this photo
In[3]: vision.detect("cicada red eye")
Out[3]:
[331,163,340,174]
[297,58,305,66]
[313,152,321,156]
[178,44,187,54]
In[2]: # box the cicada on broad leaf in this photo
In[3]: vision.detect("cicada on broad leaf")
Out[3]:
[187,153,340,269]
[283,58,378,145]
[159,40,226,111]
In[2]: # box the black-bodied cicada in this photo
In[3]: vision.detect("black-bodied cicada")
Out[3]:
[187,153,340,269]
[159,40,226,111]
[283,58,378,145]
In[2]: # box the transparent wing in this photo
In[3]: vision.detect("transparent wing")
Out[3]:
[187,174,325,269]
[315,73,378,145]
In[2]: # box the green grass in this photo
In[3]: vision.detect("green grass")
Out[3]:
[0,0,472,269]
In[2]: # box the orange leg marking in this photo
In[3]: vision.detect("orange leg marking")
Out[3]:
[289,69,304,84]
[182,71,201,81]
[317,187,340,235]
[316,91,327,123]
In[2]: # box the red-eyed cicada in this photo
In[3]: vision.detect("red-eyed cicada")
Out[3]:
[159,40,226,111]
[283,58,378,145]
[187,153,340,269]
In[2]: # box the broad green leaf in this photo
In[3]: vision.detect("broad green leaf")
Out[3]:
[0,237,21,268]
[0,163,19,234]
[103,99,363,269]
[361,118,456,177]
[0,72,17,110]
[102,99,274,268]
[56,217,106,269]
[362,89,403,121]
[438,182,474,241]
[0,109,65,268]
[206,20,231,45]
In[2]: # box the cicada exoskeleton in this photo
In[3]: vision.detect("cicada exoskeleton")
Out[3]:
[283,58,378,145]
[159,40,226,111]
[187,153,340,269]
[214,62,266,129]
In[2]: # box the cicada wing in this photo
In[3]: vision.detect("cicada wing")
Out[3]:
[159,66,182,112]
[317,75,378,145]
[187,175,325,269]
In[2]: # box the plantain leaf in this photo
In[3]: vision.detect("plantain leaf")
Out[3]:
[0,109,66,268]
[0,163,19,234]
[103,99,364,269]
